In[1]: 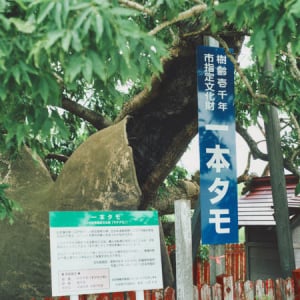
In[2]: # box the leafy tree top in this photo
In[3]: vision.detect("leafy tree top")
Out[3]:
[0,0,299,170]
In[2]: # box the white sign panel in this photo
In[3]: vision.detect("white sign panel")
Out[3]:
[49,211,163,296]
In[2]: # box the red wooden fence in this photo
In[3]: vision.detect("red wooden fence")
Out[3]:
[32,244,290,300]
[225,243,246,282]
[34,244,247,299]
[35,277,295,299]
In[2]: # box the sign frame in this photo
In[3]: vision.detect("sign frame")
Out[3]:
[49,210,163,296]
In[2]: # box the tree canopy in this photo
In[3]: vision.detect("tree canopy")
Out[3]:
[1,0,299,211]
[0,0,300,297]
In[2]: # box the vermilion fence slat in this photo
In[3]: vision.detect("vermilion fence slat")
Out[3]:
[152,289,163,300]
[265,278,275,299]
[164,287,175,300]
[111,291,125,300]
[94,293,110,300]
[144,290,152,300]
[126,291,136,300]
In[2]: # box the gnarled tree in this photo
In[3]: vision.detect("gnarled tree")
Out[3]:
[0,0,300,298]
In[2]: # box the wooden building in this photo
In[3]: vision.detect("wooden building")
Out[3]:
[238,174,300,280]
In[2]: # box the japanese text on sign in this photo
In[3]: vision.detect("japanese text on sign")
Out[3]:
[49,211,163,296]
[197,46,238,245]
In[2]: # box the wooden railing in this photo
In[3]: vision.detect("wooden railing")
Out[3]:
[35,244,296,299]
[36,276,295,299]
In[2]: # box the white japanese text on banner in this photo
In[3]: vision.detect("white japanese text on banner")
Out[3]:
[197,46,238,245]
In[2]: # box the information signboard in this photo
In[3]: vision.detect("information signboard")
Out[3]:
[49,211,163,296]
[197,46,238,245]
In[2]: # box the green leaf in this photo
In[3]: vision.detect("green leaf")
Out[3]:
[16,124,26,148]
[295,182,300,196]
[62,30,72,52]
[37,2,55,24]
[74,7,93,30]
[95,13,103,43]
[290,1,300,15]
[275,15,287,33]
[63,0,70,24]
[82,14,92,36]
[0,86,6,100]
[41,118,54,136]
[45,31,64,49]
[10,18,36,33]
[251,29,266,62]
[65,54,82,82]
[51,110,70,139]
[89,50,105,81]
[70,2,91,10]
[33,107,49,133]
[111,7,136,16]
[71,30,82,52]
[46,76,60,106]
[11,65,21,85]
[82,57,93,83]
[54,2,63,29]
[286,15,296,32]
[39,76,49,102]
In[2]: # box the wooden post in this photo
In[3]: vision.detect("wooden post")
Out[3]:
[175,200,193,300]
[244,280,254,300]
[223,276,234,300]
[255,279,264,300]
[263,54,295,277]
[159,220,175,288]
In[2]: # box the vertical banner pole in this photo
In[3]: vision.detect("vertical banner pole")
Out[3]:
[175,199,193,300]
[197,44,238,245]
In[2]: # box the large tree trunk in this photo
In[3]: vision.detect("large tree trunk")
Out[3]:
[0,36,243,298]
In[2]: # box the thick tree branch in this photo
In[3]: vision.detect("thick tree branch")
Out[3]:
[149,4,207,36]
[214,35,268,101]
[289,112,300,165]
[116,44,187,123]
[62,97,112,130]
[139,118,198,210]
[236,122,268,161]
[115,75,162,123]
[45,153,69,163]
[182,23,210,38]
[287,43,300,81]
[237,151,252,183]
[236,122,300,177]
[52,71,112,130]
[118,0,154,16]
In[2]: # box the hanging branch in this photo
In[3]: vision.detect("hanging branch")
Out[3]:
[118,0,154,16]
[149,4,207,36]
[237,151,252,183]
[118,1,207,34]
[183,23,210,38]
[213,35,268,101]
[290,112,300,142]
[289,112,300,165]
[287,43,300,82]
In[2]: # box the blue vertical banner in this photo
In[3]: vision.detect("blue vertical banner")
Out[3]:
[197,46,238,245]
